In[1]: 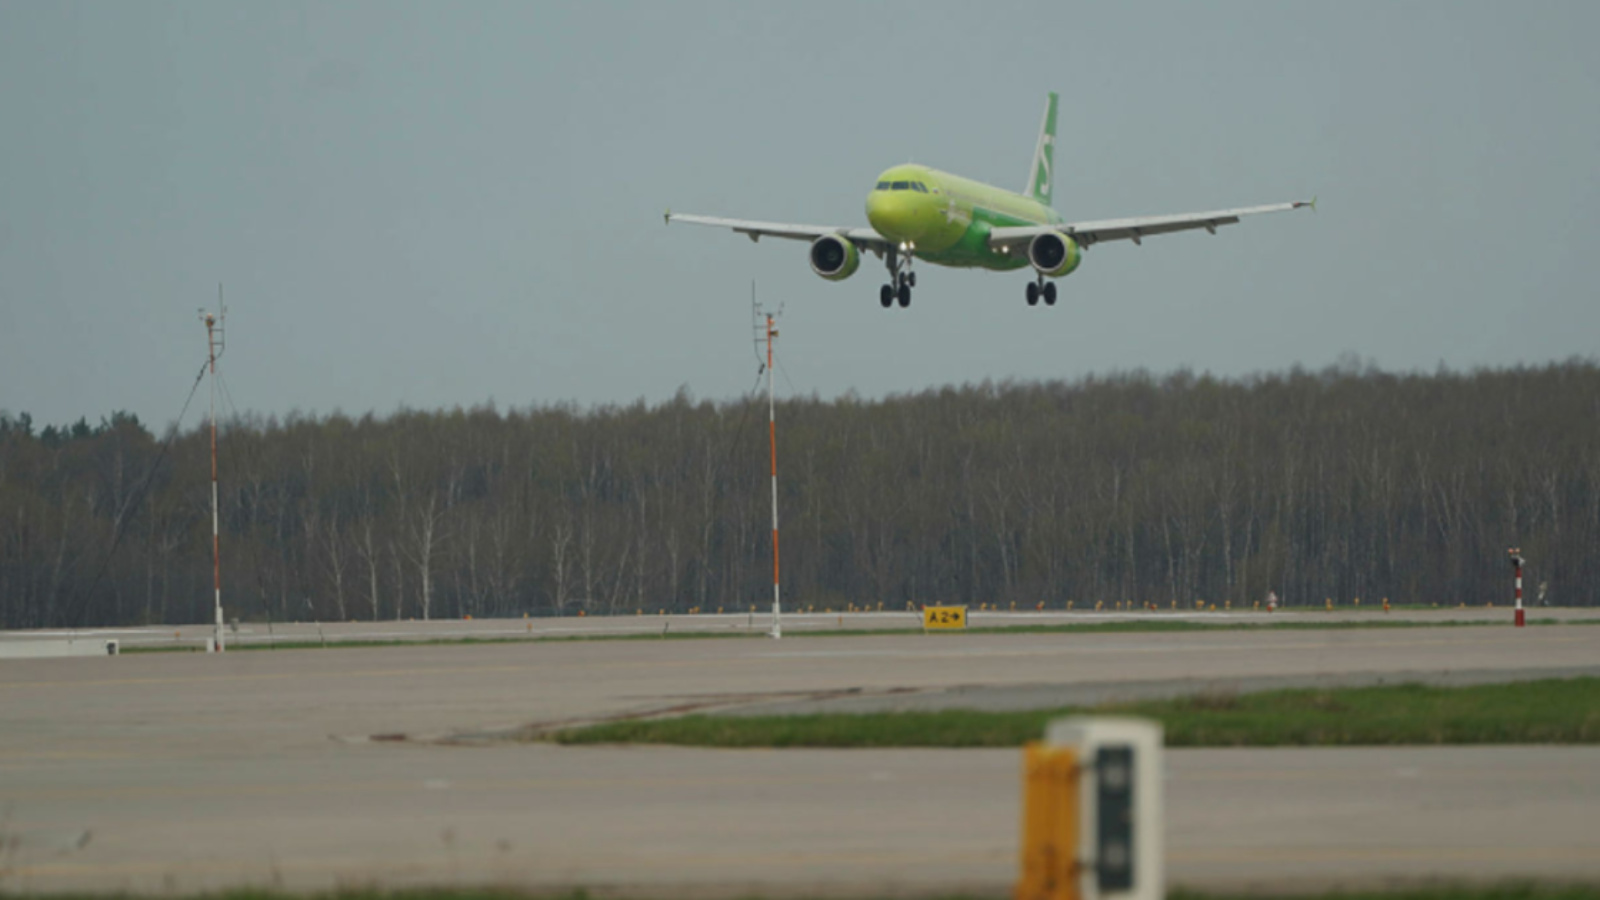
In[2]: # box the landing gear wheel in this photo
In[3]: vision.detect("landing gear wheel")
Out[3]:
[897,283,912,307]
[1026,281,1040,306]
[880,284,894,308]
[1043,282,1057,306]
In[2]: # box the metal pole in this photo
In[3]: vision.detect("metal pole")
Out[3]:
[205,312,224,653]
[767,314,782,639]
[1513,551,1525,629]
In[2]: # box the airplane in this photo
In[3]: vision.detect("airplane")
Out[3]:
[666,92,1312,309]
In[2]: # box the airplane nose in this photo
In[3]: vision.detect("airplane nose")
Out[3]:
[866,191,922,243]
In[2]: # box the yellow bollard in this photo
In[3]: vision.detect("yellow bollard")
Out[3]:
[1016,742,1079,900]
[1325,597,1334,611]
[1354,597,1361,607]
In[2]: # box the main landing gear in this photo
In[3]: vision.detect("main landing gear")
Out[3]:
[879,249,915,308]
[1025,276,1058,307]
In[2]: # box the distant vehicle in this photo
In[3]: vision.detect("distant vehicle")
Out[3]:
[667,92,1313,309]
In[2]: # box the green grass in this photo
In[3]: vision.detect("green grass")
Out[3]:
[551,677,1600,748]
[1173,887,1600,900]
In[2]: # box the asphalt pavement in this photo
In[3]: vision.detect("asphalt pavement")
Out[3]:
[1,621,1596,895]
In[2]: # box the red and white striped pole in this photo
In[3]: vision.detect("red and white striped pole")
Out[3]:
[1509,547,1525,628]
[203,305,225,653]
[766,314,782,640]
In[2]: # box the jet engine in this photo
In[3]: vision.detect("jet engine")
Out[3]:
[809,235,861,281]
[1027,232,1082,278]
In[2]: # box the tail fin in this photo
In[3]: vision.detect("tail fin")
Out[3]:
[1024,92,1058,208]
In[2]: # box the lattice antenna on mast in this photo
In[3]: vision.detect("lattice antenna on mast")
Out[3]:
[751,283,784,639]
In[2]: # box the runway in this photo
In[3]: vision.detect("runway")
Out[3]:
[2,623,1597,894]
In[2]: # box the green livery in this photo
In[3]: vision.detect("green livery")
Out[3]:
[864,164,1064,271]
[667,91,1311,309]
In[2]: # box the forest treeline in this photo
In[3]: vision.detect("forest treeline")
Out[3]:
[2,361,1597,629]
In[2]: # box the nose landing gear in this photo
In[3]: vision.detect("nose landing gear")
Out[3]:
[880,249,915,309]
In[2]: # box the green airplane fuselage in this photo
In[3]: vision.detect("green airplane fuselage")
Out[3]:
[864,164,1063,271]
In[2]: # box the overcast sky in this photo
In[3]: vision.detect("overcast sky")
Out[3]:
[2,1,1596,430]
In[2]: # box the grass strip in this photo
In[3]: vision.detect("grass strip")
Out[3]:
[1174,887,1600,900]
[551,677,1600,748]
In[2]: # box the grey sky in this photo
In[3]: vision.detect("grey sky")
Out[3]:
[2,1,1596,430]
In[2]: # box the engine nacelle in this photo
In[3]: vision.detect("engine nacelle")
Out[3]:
[1028,232,1082,278]
[809,235,861,281]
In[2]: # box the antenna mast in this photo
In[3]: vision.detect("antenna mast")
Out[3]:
[200,286,227,652]
[754,285,783,639]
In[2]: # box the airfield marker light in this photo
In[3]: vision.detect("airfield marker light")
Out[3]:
[1383,597,1391,613]
[1509,548,1525,627]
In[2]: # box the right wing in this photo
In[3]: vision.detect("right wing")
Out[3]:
[988,199,1314,252]
[665,212,890,253]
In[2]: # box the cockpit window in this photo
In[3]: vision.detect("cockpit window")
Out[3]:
[891,181,910,190]
[876,181,890,190]
[912,182,928,193]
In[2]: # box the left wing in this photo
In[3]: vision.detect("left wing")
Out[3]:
[665,212,890,253]
[988,199,1314,252]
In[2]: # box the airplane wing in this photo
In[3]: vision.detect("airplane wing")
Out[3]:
[987,199,1314,252]
[666,212,891,253]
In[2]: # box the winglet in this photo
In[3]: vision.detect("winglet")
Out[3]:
[664,208,672,226]
[1294,196,1318,213]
